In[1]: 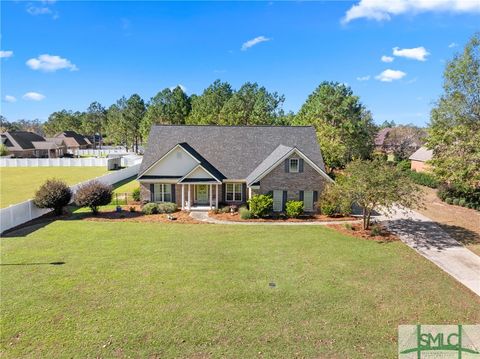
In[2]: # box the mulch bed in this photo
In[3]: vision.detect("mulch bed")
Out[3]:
[209,211,358,223]
[327,222,399,242]
[82,206,202,224]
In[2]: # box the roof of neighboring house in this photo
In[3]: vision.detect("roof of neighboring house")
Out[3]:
[1,131,46,150]
[374,128,392,146]
[56,131,89,147]
[32,141,58,150]
[409,146,433,162]
[140,125,326,179]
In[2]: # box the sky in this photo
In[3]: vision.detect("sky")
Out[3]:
[1,1,479,127]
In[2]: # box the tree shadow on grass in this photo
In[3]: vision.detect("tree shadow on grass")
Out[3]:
[0,261,65,266]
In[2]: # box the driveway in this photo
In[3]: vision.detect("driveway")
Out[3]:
[380,207,480,296]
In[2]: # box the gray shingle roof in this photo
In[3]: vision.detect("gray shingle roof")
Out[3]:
[409,146,433,162]
[245,144,293,185]
[139,125,326,179]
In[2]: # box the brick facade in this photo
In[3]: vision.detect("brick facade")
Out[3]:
[257,153,327,201]
[410,160,430,173]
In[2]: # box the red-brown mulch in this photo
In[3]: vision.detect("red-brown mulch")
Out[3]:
[327,222,399,242]
[82,206,202,224]
[209,211,358,223]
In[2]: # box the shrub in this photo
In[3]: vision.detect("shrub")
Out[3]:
[142,203,159,215]
[239,207,252,220]
[452,198,460,206]
[220,206,230,214]
[285,200,304,218]
[370,225,381,236]
[158,202,177,213]
[248,194,273,218]
[408,171,438,188]
[445,197,453,205]
[437,185,449,201]
[33,179,72,215]
[320,184,352,217]
[132,187,141,202]
[396,160,411,172]
[74,181,113,215]
[129,206,136,212]
[0,143,8,156]
[458,198,466,207]
[343,223,353,230]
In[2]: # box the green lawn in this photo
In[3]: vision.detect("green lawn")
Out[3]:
[0,167,108,208]
[1,221,479,358]
[112,176,139,194]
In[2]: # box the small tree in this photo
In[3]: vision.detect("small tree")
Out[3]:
[33,179,72,215]
[0,143,8,156]
[74,181,112,215]
[335,159,422,229]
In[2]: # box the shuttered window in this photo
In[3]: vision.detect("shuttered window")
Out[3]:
[226,183,242,201]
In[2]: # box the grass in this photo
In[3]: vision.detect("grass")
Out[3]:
[0,167,108,208]
[1,221,479,358]
[112,176,138,194]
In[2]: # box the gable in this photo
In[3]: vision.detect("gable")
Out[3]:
[185,166,214,179]
[142,145,198,177]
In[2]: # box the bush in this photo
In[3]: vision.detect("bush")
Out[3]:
[158,202,177,213]
[0,143,8,156]
[285,200,304,218]
[142,203,159,215]
[320,184,352,217]
[248,194,273,218]
[33,179,72,215]
[74,181,113,215]
[396,160,411,172]
[129,206,136,212]
[132,187,141,202]
[220,206,230,214]
[239,207,252,220]
[437,184,449,201]
[445,197,453,205]
[408,171,438,188]
[452,198,460,206]
[343,223,353,230]
[370,225,381,236]
[458,198,466,207]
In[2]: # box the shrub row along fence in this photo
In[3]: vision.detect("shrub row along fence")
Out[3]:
[0,156,142,168]
[0,163,141,234]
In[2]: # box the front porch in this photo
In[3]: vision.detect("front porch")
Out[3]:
[180,183,221,211]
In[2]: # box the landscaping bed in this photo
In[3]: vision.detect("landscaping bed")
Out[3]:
[209,210,357,223]
[327,222,399,242]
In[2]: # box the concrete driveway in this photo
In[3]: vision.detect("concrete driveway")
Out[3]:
[380,207,480,296]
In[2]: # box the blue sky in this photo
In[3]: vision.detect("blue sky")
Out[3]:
[1,1,479,126]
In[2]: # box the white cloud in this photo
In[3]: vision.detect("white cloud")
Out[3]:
[448,42,458,48]
[26,54,78,72]
[356,75,370,81]
[4,95,17,103]
[170,84,187,92]
[375,69,407,82]
[342,0,480,23]
[27,6,52,15]
[393,46,430,61]
[381,55,394,63]
[241,36,271,51]
[23,92,46,101]
[0,50,13,58]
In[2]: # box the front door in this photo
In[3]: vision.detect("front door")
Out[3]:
[195,185,209,204]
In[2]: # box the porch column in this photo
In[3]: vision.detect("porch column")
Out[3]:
[248,187,252,200]
[187,184,191,210]
[209,184,213,209]
[181,184,185,210]
[215,184,219,209]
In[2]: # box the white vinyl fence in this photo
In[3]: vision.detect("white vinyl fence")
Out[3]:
[0,163,140,234]
[0,156,142,168]
[76,149,134,156]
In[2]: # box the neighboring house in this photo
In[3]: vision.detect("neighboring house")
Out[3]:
[374,128,393,153]
[374,126,425,161]
[138,125,333,212]
[55,131,92,155]
[0,131,65,158]
[409,146,433,173]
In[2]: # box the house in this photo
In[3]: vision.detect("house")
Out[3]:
[54,131,92,155]
[374,126,425,161]
[0,131,65,158]
[137,125,333,212]
[409,146,433,172]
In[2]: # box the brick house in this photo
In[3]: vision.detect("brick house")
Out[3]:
[409,146,433,173]
[1,131,66,158]
[137,125,333,212]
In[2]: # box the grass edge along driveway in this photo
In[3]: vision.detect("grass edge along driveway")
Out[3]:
[1,221,479,358]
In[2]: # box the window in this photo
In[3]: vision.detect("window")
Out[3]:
[289,158,299,173]
[153,184,171,202]
[226,183,242,201]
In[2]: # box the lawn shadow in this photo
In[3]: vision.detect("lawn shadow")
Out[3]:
[1,218,56,238]
[0,261,65,266]
[385,218,467,251]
